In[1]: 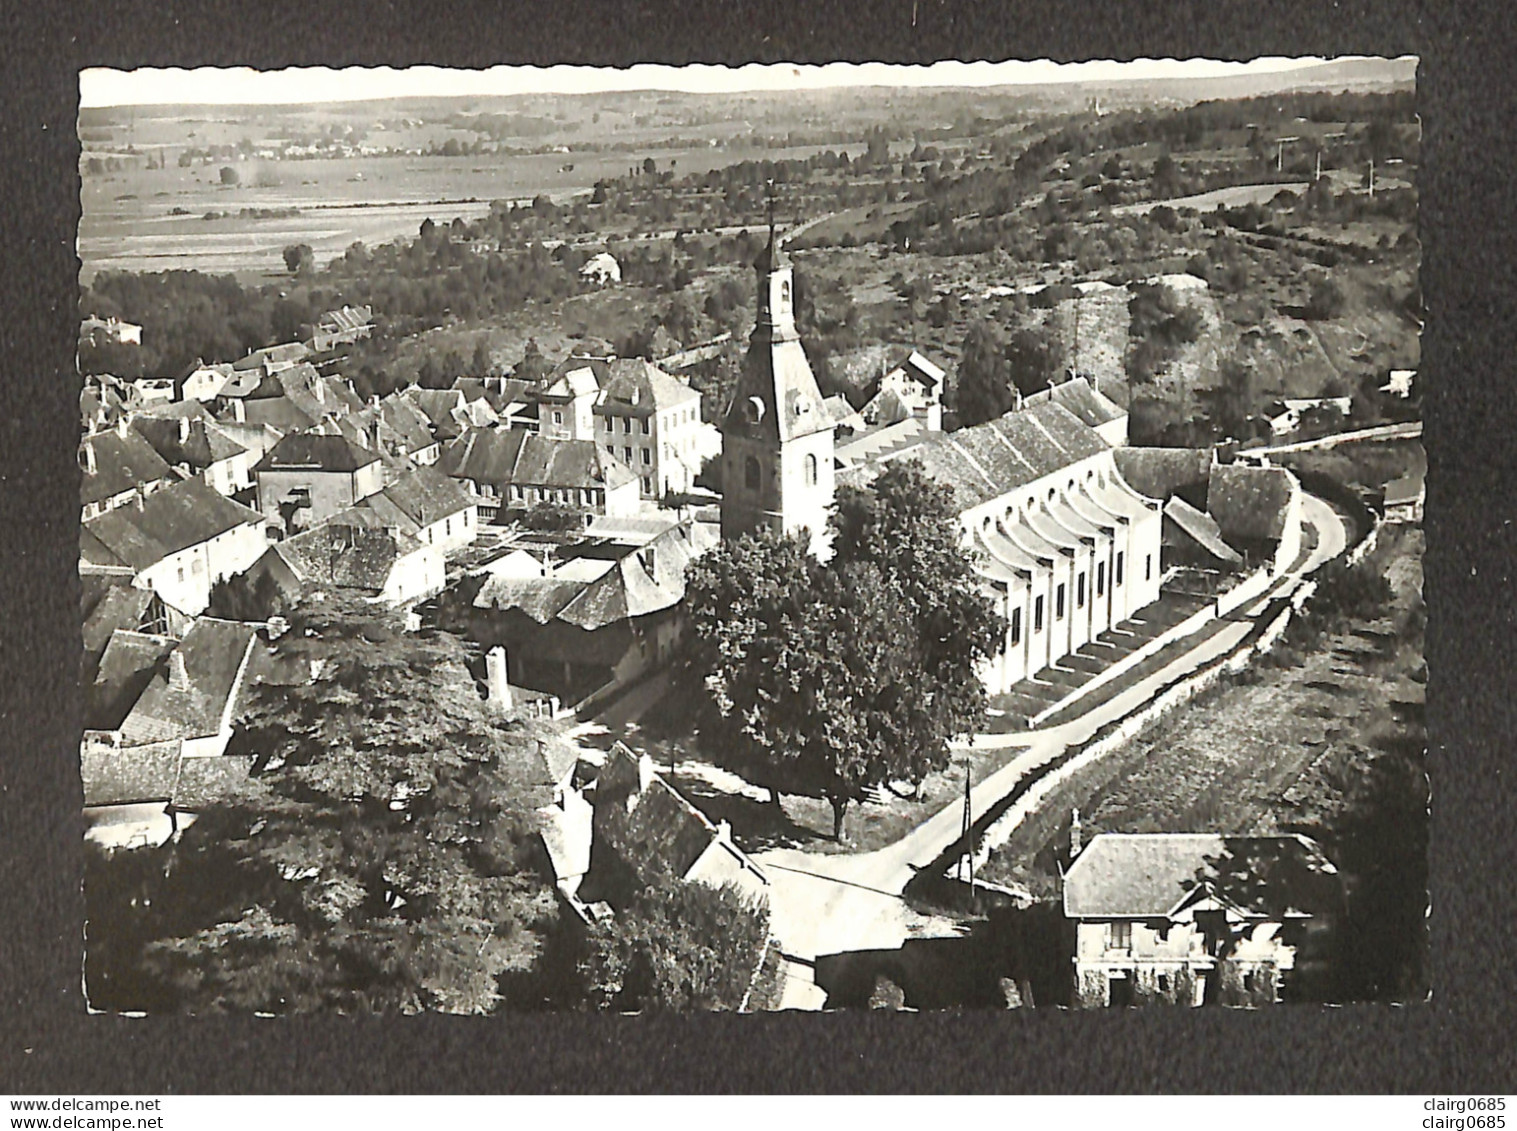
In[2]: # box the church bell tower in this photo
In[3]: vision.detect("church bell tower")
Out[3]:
[719,194,835,558]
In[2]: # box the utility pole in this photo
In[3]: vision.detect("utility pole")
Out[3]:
[959,760,975,894]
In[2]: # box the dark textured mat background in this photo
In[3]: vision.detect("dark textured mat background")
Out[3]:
[1,0,1510,1094]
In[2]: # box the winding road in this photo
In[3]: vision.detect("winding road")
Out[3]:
[750,492,1349,1009]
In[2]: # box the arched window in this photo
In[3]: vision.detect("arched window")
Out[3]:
[804,452,818,486]
[744,456,761,491]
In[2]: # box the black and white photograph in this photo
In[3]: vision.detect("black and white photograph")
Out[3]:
[74,56,1425,1016]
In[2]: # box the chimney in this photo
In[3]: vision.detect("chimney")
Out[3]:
[80,441,96,475]
[1069,808,1083,860]
[116,416,130,438]
[485,645,512,709]
[178,416,192,444]
[637,752,656,795]
[167,650,190,692]
[232,398,246,423]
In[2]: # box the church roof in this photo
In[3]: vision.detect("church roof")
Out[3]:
[722,338,833,444]
[1025,376,1126,429]
[1164,495,1243,564]
[879,401,1109,511]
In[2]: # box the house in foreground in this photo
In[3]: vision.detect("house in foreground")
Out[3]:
[1063,832,1342,1008]
[239,521,445,612]
[80,478,270,617]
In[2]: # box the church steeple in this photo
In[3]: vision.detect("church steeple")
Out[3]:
[719,189,835,558]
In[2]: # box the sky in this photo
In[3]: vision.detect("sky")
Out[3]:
[77,57,1391,109]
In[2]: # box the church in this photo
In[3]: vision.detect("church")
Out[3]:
[717,224,1167,695]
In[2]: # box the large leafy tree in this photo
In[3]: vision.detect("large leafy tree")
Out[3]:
[129,597,561,1014]
[576,875,770,1012]
[681,461,1004,839]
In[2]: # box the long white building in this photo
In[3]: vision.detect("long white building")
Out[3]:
[845,400,1164,693]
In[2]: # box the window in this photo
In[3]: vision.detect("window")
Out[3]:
[1097,561,1106,597]
[604,416,613,431]
[1034,595,1044,633]
[744,456,761,491]
[1056,584,1066,620]
[1115,551,1125,586]
[445,518,452,537]
[1145,554,1153,581]
[621,418,631,433]
[1009,607,1022,646]
[1109,922,1132,950]
[623,446,633,463]
[804,452,818,486]
[552,410,563,426]
[1077,572,1086,608]
[641,476,651,494]
[1158,973,1171,994]
[641,448,651,465]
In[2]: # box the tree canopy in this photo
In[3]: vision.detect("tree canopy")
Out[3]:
[680,460,1004,838]
[116,597,561,1015]
[954,319,1014,428]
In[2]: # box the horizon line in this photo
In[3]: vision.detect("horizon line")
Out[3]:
[80,57,1415,110]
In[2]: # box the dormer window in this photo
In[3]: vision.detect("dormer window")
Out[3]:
[793,395,811,416]
[745,396,766,425]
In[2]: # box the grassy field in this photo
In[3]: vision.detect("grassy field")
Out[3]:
[981,521,1424,899]
[80,143,861,282]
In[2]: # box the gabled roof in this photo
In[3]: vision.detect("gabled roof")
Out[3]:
[132,416,248,472]
[120,618,262,745]
[232,340,310,372]
[80,428,176,506]
[1063,833,1340,920]
[255,431,379,474]
[1112,447,1214,503]
[1026,376,1127,429]
[595,358,700,415]
[238,396,318,434]
[895,350,946,389]
[453,377,536,414]
[82,583,158,676]
[401,387,471,441]
[318,304,372,333]
[1163,495,1243,564]
[440,428,638,493]
[1208,464,1298,544]
[354,465,474,532]
[473,520,717,630]
[88,629,179,731]
[81,740,182,808]
[274,523,424,595]
[81,479,266,573]
[878,401,1109,511]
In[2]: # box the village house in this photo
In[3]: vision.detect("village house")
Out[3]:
[309,304,374,352]
[452,375,538,431]
[78,421,177,521]
[568,742,769,916]
[579,251,621,287]
[240,521,446,611]
[438,427,641,522]
[80,315,143,347]
[1114,449,1305,577]
[130,404,253,498]
[329,465,479,556]
[79,478,270,617]
[253,431,385,533]
[1063,832,1342,1008]
[230,340,310,379]
[370,394,442,466]
[215,362,365,436]
[178,360,236,403]
[593,358,706,499]
[81,376,145,434]
[536,360,603,441]
[439,517,718,704]
[81,572,175,686]
[80,617,300,850]
[130,376,177,406]
[401,386,494,444]
[858,349,946,432]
